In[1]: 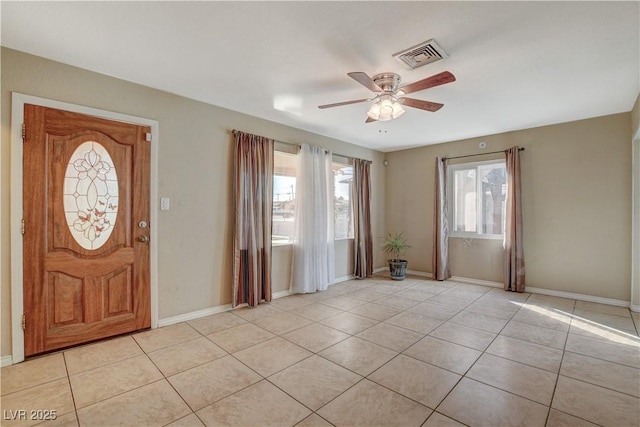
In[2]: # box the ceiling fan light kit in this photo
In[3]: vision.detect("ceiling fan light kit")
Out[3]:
[318,70,456,123]
[367,96,405,121]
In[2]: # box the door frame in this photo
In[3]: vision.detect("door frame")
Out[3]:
[10,93,159,363]
[632,127,640,312]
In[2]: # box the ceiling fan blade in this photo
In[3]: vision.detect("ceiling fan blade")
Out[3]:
[399,71,456,95]
[348,72,382,92]
[365,116,377,123]
[401,98,444,112]
[318,98,369,109]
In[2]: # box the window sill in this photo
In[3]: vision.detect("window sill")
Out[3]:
[272,242,293,247]
[272,237,354,247]
[449,233,503,241]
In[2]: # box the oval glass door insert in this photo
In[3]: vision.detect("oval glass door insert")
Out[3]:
[63,141,118,250]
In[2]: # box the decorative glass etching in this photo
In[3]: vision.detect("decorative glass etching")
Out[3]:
[63,141,118,250]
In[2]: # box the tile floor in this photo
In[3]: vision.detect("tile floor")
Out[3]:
[2,275,639,427]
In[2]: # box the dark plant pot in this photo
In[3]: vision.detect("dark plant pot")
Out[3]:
[388,259,408,281]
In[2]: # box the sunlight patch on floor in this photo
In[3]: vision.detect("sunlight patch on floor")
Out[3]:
[521,304,639,346]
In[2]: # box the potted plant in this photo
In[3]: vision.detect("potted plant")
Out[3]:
[382,232,410,281]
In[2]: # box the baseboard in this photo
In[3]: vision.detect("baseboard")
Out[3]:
[159,274,634,329]
[372,267,433,279]
[451,276,503,288]
[334,275,354,283]
[525,286,630,308]
[386,268,632,309]
[407,269,433,278]
[1,355,14,367]
[274,278,352,298]
[272,289,292,299]
[452,277,631,307]
[158,304,233,328]
[158,287,297,328]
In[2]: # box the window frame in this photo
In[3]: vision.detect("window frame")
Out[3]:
[447,158,506,240]
[271,147,356,246]
[332,156,354,241]
[272,148,298,246]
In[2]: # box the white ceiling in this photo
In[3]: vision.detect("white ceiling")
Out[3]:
[2,1,638,152]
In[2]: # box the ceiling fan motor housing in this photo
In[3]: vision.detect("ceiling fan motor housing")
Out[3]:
[372,73,401,93]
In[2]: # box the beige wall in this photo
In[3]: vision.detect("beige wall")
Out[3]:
[1,46,634,359]
[632,93,639,137]
[0,48,386,357]
[386,113,632,300]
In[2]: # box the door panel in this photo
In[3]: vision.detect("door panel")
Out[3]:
[23,105,150,356]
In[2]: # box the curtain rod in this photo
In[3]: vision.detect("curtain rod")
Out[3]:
[443,147,525,161]
[230,129,370,163]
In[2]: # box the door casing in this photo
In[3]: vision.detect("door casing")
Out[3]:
[632,128,640,312]
[10,93,159,364]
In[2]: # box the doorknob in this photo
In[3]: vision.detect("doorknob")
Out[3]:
[137,235,149,243]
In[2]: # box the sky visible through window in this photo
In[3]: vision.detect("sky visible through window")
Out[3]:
[272,155,353,242]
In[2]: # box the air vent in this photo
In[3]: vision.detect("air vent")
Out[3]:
[393,39,448,70]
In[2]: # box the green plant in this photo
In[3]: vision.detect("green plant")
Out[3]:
[381,232,410,261]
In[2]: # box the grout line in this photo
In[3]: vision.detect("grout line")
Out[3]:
[548,407,607,427]
[60,352,81,426]
[8,278,636,427]
[556,365,640,399]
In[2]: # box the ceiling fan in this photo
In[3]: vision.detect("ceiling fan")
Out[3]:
[318,71,455,122]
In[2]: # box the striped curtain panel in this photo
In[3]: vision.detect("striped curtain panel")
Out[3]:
[504,146,525,292]
[432,157,451,280]
[353,158,373,279]
[232,131,274,307]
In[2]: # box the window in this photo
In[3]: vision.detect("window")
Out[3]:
[272,150,297,244]
[333,160,354,239]
[272,149,355,244]
[448,160,506,238]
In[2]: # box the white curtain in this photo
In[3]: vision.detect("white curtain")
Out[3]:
[290,144,335,293]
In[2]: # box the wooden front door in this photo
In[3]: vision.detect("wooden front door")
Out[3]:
[23,105,151,357]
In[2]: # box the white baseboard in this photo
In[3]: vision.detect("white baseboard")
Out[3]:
[524,286,630,308]
[386,268,633,309]
[159,273,635,329]
[276,276,353,299]
[453,277,630,308]
[406,269,433,278]
[373,267,434,278]
[451,276,503,288]
[1,355,14,367]
[272,289,292,299]
[334,275,354,283]
[158,287,296,328]
[158,304,233,328]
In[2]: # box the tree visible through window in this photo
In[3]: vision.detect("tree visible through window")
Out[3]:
[448,160,506,237]
[333,161,354,239]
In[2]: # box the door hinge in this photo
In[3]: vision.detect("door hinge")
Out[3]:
[21,123,26,141]
[145,132,152,142]
[21,219,25,236]
[21,314,26,331]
